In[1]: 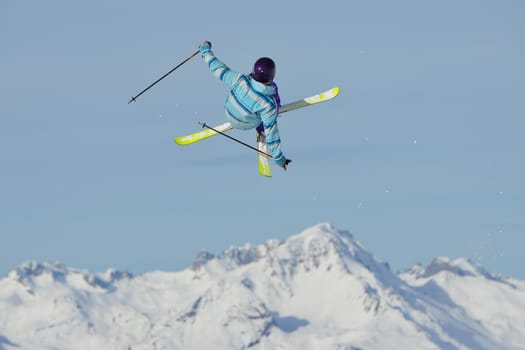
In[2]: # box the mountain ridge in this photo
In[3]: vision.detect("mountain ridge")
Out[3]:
[1,223,524,349]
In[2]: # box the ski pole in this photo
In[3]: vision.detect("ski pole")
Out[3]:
[128,50,200,104]
[198,122,273,158]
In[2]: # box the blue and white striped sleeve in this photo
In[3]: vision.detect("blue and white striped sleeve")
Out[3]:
[201,49,242,89]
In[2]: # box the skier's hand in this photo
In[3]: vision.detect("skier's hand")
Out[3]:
[279,159,292,171]
[199,41,212,53]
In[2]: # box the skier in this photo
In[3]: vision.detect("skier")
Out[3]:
[198,41,292,170]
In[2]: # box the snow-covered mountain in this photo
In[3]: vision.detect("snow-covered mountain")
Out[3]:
[1,223,524,350]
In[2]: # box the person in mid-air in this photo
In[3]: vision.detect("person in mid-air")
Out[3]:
[198,41,292,170]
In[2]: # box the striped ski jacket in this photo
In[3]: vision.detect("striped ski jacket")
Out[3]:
[200,47,286,165]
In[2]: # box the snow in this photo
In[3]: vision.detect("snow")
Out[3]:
[1,223,524,349]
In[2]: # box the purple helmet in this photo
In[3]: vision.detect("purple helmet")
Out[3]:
[251,57,276,85]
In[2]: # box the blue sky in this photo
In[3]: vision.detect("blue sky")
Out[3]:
[1,1,524,278]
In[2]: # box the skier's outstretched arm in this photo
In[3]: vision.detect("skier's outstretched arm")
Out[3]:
[199,41,242,89]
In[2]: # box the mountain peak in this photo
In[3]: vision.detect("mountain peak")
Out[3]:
[191,223,356,270]
[191,223,393,285]
[424,257,481,277]
[8,261,68,283]
[7,260,132,292]
[286,222,360,255]
[404,256,505,282]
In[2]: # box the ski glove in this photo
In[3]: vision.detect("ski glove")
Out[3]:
[199,41,212,54]
[278,159,292,171]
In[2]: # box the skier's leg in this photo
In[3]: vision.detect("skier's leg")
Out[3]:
[256,123,265,141]
[256,122,264,134]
